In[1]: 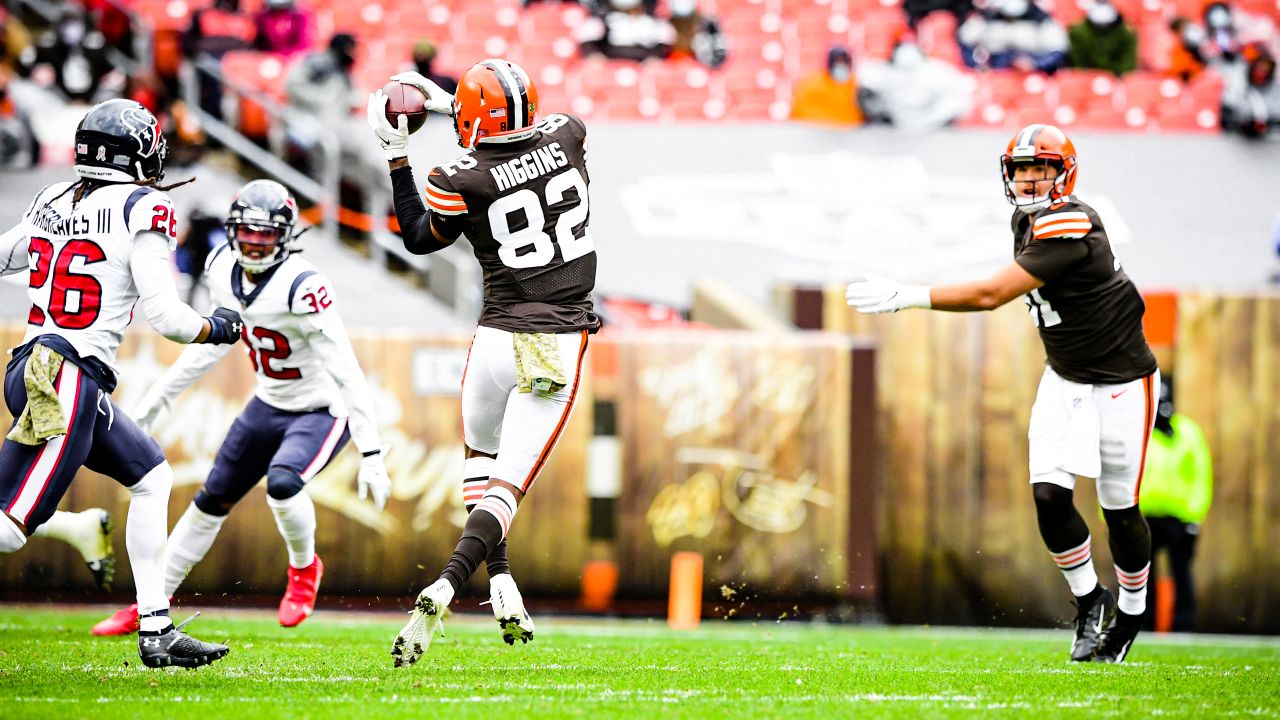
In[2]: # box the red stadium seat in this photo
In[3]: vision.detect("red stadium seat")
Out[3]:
[1123,72,1185,113]
[1055,69,1119,111]
[1155,105,1220,132]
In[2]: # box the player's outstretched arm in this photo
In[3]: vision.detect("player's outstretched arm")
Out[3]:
[928,262,1043,312]
[0,225,29,277]
[130,231,242,344]
[302,303,391,510]
[846,262,1043,314]
[133,341,236,433]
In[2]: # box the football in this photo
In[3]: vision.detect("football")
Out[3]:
[381,80,429,134]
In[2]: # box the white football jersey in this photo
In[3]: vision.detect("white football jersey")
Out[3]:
[18,181,181,372]
[204,247,344,414]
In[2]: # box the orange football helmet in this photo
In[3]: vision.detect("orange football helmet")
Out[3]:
[452,58,539,149]
[1000,124,1078,212]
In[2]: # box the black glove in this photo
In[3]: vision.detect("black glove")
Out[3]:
[202,307,244,345]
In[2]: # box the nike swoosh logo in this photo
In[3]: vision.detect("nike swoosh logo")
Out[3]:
[1111,390,1128,399]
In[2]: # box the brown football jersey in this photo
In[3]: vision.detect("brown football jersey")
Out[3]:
[1012,197,1157,385]
[425,113,600,334]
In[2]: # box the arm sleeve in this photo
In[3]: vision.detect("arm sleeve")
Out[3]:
[301,310,382,455]
[130,231,207,343]
[390,165,464,255]
[0,224,28,276]
[138,341,235,408]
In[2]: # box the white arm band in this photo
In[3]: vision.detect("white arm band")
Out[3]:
[130,231,206,343]
[306,313,382,455]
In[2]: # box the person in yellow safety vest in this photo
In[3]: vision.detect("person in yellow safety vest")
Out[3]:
[1138,375,1213,632]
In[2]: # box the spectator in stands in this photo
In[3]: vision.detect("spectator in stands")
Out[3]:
[84,0,135,59]
[578,0,675,62]
[184,0,257,120]
[29,6,111,102]
[255,0,312,59]
[858,39,976,131]
[1272,211,1280,284]
[410,40,458,95]
[183,0,257,59]
[667,0,727,69]
[285,33,357,173]
[177,207,228,305]
[1168,18,1210,81]
[0,67,37,169]
[958,0,1069,73]
[1221,45,1280,136]
[1203,2,1243,62]
[1138,376,1213,633]
[0,9,34,75]
[1068,0,1137,76]
[904,0,973,31]
[790,46,864,126]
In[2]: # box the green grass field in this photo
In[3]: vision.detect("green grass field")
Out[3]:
[1,606,1277,719]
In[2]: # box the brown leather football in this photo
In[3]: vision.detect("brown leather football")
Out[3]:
[381,81,428,134]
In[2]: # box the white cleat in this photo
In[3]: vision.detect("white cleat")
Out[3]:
[391,579,452,667]
[489,573,534,645]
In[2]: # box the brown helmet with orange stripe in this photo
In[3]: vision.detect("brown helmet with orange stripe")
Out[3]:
[1000,124,1078,214]
[452,58,539,149]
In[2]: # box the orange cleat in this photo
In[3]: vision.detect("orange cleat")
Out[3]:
[278,555,323,627]
[92,603,139,636]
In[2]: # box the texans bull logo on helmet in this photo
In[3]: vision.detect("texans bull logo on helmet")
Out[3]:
[120,106,162,159]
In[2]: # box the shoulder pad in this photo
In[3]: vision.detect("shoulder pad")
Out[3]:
[425,170,468,216]
[126,187,178,249]
[1032,205,1091,241]
[288,269,335,315]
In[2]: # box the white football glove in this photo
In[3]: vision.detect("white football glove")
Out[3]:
[390,71,455,114]
[358,452,392,511]
[366,90,410,161]
[845,274,932,314]
[132,392,172,435]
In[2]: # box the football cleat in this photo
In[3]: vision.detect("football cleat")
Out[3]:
[391,579,451,668]
[1093,610,1142,664]
[62,509,115,591]
[278,555,324,628]
[92,603,139,637]
[1070,587,1116,662]
[138,612,229,669]
[488,573,534,645]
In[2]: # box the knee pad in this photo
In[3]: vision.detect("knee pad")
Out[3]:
[1097,479,1139,511]
[193,489,235,517]
[0,513,27,552]
[1032,482,1075,523]
[266,467,305,500]
[130,462,173,497]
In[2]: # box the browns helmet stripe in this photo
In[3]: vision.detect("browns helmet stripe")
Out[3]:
[483,60,522,130]
[1016,123,1045,148]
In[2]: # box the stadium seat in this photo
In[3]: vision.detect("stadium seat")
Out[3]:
[1123,72,1185,113]
[1155,106,1220,132]
[1055,69,1119,111]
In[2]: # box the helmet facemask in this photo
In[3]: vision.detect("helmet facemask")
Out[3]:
[228,222,290,273]
[1002,156,1069,214]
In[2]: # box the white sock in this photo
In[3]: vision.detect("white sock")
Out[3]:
[31,510,80,543]
[164,503,228,597]
[1049,536,1100,597]
[1116,562,1151,615]
[127,464,173,620]
[267,492,316,569]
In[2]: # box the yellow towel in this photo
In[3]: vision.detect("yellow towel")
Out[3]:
[7,344,68,445]
[513,332,567,396]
